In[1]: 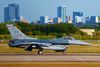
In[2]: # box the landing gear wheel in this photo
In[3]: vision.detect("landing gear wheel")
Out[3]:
[38,50,43,55]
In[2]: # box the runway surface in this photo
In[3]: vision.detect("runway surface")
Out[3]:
[0,53,100,62]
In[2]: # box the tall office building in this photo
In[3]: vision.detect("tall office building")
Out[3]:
[73,12,83,24]
[53,17,62,23]
[40,16,49,24]
[86,16,99,24]
[4,3,20,22]
[66,16,72,23]
[57,6,67,23]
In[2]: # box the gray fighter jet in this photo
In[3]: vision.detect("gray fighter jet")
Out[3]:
[7,24,89,54]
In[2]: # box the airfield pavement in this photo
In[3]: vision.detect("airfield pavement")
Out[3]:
[0,43,100,62]
[0,53,100,62]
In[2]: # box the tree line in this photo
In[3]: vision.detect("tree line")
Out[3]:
[1,22,100,39]
[15,23,83,38]
[0,22,86,38]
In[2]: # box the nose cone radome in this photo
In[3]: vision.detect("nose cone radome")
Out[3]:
[68,40,90,46]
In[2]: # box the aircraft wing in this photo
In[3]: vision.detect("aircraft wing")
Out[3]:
[17,41,52,51]
[20,42,52,47]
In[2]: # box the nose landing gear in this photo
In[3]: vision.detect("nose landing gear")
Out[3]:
[38,49,43,55]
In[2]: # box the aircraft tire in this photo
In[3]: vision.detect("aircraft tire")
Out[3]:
[38,50,43,55]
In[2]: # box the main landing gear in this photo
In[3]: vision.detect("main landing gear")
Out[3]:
[38,49,43,55]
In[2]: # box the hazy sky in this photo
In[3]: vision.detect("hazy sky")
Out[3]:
[0,0,100,22]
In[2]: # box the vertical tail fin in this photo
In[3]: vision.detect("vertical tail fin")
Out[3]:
[6,24,28,39]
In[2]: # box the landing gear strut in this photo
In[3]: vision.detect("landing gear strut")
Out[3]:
[38,49,43,55]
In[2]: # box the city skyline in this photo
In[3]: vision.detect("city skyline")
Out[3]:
[4,3,20,22]
[0,0,100,22]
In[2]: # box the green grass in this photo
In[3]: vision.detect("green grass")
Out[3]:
[87,41,100,45]
[0,45,100,53]
[0,46,56,53]
[0,42,8,44]
[0,62,100,67]
[67,45,100,53]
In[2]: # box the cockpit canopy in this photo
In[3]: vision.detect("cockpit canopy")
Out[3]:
[63,36,75,40]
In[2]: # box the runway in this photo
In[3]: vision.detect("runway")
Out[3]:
[0,53,100,62]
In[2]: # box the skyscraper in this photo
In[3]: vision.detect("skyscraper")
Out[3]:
[53,17,62,23]
[86,16,99,24]
[40,16,49,24]
[66,16,72,23]
[4,3,20,22]
[73,12,83,24]
[57,6,67,23]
